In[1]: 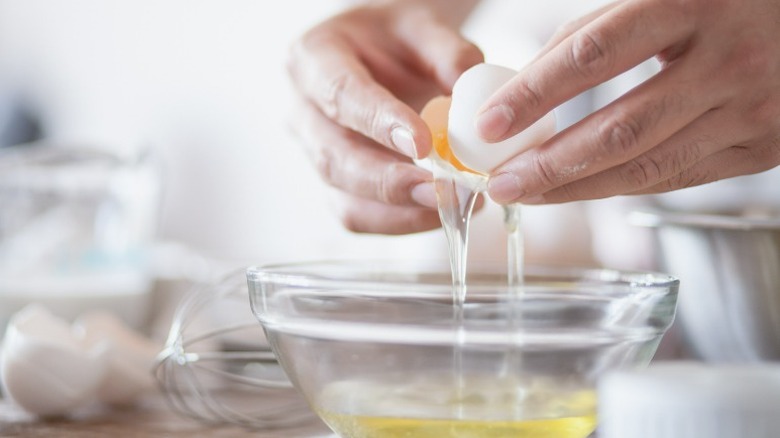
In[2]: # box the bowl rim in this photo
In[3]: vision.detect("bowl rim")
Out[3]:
[630,209,780,230]
[246,260,679,347]
[246,259,679,291]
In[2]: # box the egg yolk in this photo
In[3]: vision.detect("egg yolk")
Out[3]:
[420,96,482,175]
[432,126,475,173]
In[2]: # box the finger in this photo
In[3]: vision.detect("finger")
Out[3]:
[476,0,697,142]
[334,193,442,235]
[333,191,487,235]
[397,16,484,91]
[525,107,744,203]
[291,98,438,209]
[635,136,780,195]
[487,58,725,204]
[533,1,622,62]
[288,32,432,159]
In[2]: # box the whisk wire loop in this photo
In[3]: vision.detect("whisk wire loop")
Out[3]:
[153,268,316,429]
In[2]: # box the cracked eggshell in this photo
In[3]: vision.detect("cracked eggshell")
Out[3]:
[75,311,159,405]
[419,96,489,191]
[448,63,557,174]
[0,305,108,417]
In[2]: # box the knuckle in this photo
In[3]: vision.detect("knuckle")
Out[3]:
[675,137,706,167]
[552,183,581,203]
[390,211,437,235]
[682,171,714,189]
[740,47,772,81]
[377,162,412,205]
[339,208,365,233]
[336,197,371,234]
[338,88,390,146]
[727,38,773,83]
[321,71,354,120]
[506,80,543,114]
[531,154,560,188]
[669,168,714,190]
[286,29,368,128]
[569,29,612,78]
[748,99,780,134]
[625,137,706,189]
[621,155,664,189]
[595,113,642,157]
[366,103,391,146]
[312,145,339,187]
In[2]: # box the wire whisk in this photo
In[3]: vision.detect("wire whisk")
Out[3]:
[153,268,317,429]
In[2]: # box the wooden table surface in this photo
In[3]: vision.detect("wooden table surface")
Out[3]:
[0,392,333,437]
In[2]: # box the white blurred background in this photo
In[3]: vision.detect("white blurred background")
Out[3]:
[0,1,390,268]
[0,0,613,275]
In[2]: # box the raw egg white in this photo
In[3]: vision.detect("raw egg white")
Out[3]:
[421,64,555,175]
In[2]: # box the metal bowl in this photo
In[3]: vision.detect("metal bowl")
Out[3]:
[632,210,780,362]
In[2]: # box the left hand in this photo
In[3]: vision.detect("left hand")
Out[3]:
[477,0,780,204]
[286,0,483,234]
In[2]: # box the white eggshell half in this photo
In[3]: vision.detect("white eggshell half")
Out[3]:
[75,311,159,405]
[0,305,107,417]
[448,63,556,173]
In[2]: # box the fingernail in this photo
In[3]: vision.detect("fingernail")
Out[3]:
[476,105,514,141]
[488,172,524,204]
[391,127,418,159]
[411,182,438,208]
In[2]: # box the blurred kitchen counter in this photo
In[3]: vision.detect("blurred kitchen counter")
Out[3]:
[0,391,331,437]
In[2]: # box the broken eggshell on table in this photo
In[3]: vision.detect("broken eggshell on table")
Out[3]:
[0,304,159,417]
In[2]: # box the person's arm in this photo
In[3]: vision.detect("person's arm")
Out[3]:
[287,0,482,234]
[475,0,780,205]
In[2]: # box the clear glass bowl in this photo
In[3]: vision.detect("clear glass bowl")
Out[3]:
[247,261,678,438]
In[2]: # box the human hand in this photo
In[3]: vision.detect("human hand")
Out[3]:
[476,0,780,204]
[288,0,483,233]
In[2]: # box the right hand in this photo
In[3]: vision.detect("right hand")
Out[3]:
[287,0,483,234]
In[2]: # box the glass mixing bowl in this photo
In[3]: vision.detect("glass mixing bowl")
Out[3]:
[247,261,678,438]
